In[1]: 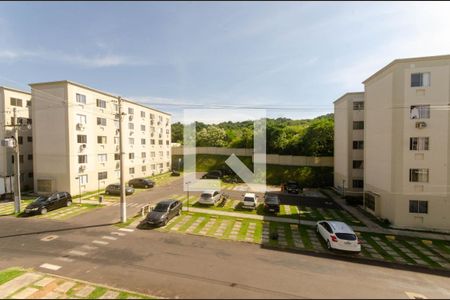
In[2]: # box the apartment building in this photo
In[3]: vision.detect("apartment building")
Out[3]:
[0,86,33,193]
[30,80,171,196]
[333,92,365,196]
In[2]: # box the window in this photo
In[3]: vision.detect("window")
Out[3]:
[166,140,170,145]
[353,140,364,149]
[77,135,87,143]
[352,180,364,188]
[410,105,430,119]
[76,93,86,104]
[97,117,107,126]
[76,114,87,124]
[96,99,106,108]
[129,167,135,174]
[128,123,134,130]
[28,172,33,178]
[10,97,23,107]
[97,136,107,144]
[26,100,31,107]
[114,153,120,160]
[410,137,429,151]
[352,160,364,169]
[79,175,88,185]
[158,151,163,157]
[150,151,155,158]
[158,140,163,145]
[18,136,23,145]
[114,120,119,129]
[98,154,107,163]
[141,152,146,158]
[129,153,135,159]
[98,171,108,180]
[150,139,155,145]
[113,104,119,112]
[353,121,364,130]
[28,154,33,161]
[409,169,429,183]
[114,137,119,144]
[140,125,146,131]
[150,113,155,120]
[11,155,14,164]
[151,164,156,170]
[27,136,32,142]
[353,101,364,110]
[141,111,145,118]
[141,138,146,145]
[115,170,120,178]
[150,126,155,133]
[409,200,428,214]
[166,162,170,167]
[78,155,88,164]
[129,138,134,145]
[142,166,146,172]
[19,155,23,163]
[411,72,430,87]
[128,107,134,114]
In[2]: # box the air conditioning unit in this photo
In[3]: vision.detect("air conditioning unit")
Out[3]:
[79,144,87,152]
[76,123,85,131]
[157,122,161,126]
[150,120,154,125]
[79,165,86,172]
[115,129,120,135]
[415,121,427,129]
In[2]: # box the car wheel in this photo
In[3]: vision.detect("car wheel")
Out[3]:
[326,240,332,250]
[163,218,168,226]
[145,185,149,188]
[66,200,72,207]
[40,208,47,215]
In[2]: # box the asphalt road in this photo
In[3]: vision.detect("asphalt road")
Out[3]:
[1,178,449,299]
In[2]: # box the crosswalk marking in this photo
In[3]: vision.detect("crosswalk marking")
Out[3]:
[40,263,61,271]
[56,257,74,263]
[92,240,109,245]
[102,236,117,241]
[69,250,87,256]
[82,245,98,250]
[110,232,126,236]
[118,228,134,232]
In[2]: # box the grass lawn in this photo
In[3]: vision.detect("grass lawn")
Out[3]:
[0,268,26,285]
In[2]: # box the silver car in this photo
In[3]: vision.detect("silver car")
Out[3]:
[198,190,222,205]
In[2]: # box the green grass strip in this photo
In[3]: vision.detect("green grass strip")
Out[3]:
[222,219,236,239]
[399,239,441,268]
[88,287,108,299]
[361,234,395,262]
[380,236,416,264]
[237,220,250,241]
[283,223,294,248]
[164,214,187,230]
[0,268,26,285]
[299,226,313,249]
[253,221,263,243]
[206,217,222,236]
[178,215,200,232]
[193,215,212,234]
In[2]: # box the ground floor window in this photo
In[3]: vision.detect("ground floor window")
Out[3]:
[352,179,364,188]
[409,200,428,214]
[365,193,376,211]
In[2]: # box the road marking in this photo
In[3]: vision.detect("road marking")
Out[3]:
[40,235,59,242]
[40,263,61,271]
[405,291,428,299]
[56,257,74,262]
[69,250,87,256]
[92,240,109,245]
[102,236,117,241]
[81,245,98,250]
[110,232,126,236]
[119,228,134,232]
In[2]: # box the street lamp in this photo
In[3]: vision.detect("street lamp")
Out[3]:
[185,181,191,212]
[75,176,81,204]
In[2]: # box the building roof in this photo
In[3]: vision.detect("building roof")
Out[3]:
[362,54,450,85]
[332,92,364,104]
[0,85,31,95]
[29,80,171,116]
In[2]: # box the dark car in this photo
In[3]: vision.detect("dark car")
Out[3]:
[128,178,155,189]
[24,192,72,215]
[142,199,182,227]
[263,193,280,214]
[283,181,301,194]
[105,184,135,196]
[202,170,223,179]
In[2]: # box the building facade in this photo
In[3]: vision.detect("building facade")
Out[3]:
[333,92,365,196]
[0,86,33,193]
[30,80,171,196]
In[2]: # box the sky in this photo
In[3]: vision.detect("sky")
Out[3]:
[1,1,450,123]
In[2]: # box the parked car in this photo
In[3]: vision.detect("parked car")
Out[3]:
[283,181,301,194]
[316,220,361,253]
[24,192,72,215]
[105,184,135,196]
[201,170,223,179]
[128,178,155,189]
[242,193,258,209]
[198,190,223,205]
[142,199,182,227]
[263,193,280,214]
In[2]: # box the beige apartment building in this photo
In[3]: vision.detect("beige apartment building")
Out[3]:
[30,80,171,196]
[333,92,365,196]
[335,54,450,231]
[0,86,33,193]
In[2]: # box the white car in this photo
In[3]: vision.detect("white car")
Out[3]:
[316,220,361,253]
[198,190,222,205]
[242,193,258,209]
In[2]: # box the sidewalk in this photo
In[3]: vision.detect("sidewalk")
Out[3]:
[322,189,450,241]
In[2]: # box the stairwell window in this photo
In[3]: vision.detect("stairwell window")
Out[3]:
[353,101,364,110]
[353,121,364,130]
[353,140,364,149]
[97,117,107,126]
[352,160,364,169]
[411,72,430,87]
[97,136,107,144]
[410,105,430,119]
[409,168,429,183]
[98,171,108,180]
[129,167,135,174]
[96,99,106,108]
[410,137,429,151]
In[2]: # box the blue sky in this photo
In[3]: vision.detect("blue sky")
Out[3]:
[1,1,450,123]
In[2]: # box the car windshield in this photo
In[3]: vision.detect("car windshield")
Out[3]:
[265,196,279,204]
[153,203,170,212]
[34,196,48,203]
[201,193,212,198]
[244,197,255,202]
[335,233,357,241]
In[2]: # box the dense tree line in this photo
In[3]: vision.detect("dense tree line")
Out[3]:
[171,114,334,156]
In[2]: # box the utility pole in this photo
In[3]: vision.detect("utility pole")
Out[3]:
[118,96,127,223]
[13,108,21,214]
